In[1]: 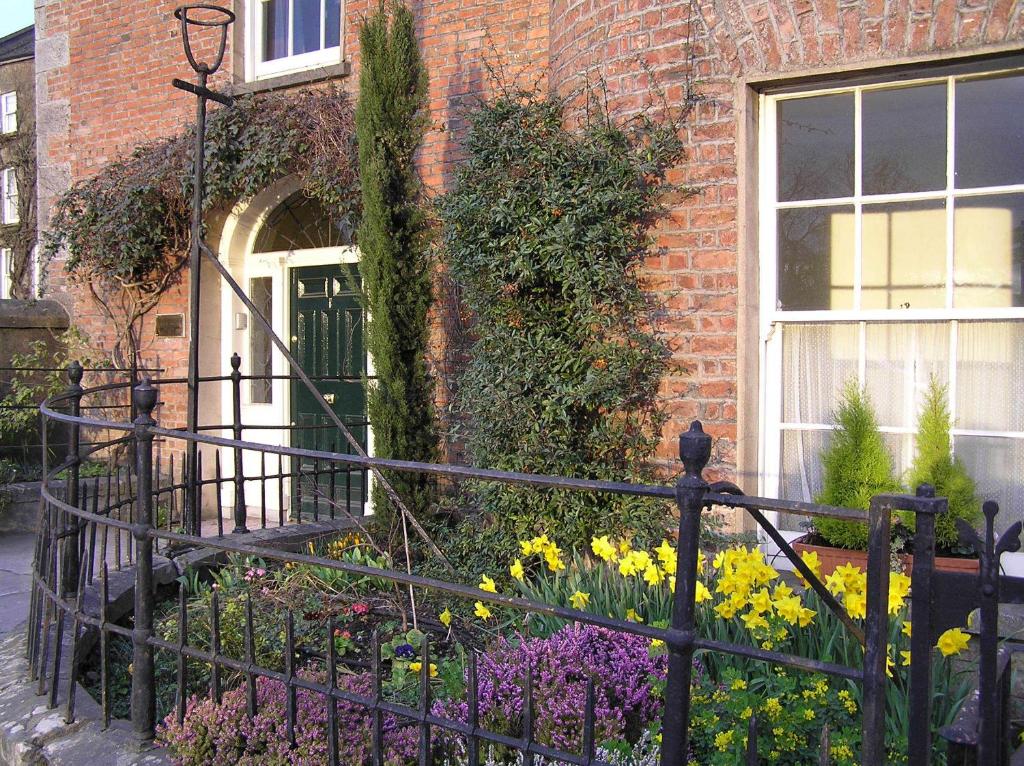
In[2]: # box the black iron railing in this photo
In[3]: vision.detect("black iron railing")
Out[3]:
[24,366,1021,765]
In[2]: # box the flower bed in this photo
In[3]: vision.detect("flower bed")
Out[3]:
[150,533,975,765]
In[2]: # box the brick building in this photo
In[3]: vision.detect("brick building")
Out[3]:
[0,24,35,299]
[33,1,1024,530]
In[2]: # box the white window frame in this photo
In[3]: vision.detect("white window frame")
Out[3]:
[1,91,16,134]
[0,248,10,299]
[245,0,343,81]
[1,168,17,225]
[758,67,1024,519]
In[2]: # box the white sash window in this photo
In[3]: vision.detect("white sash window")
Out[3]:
[759,67,1024,530]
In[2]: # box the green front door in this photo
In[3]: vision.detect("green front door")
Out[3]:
[290,263,367,519]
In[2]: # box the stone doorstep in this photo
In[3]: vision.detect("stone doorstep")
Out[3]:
[0,519,355,764]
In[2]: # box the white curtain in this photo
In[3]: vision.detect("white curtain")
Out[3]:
[777,320,1023,532]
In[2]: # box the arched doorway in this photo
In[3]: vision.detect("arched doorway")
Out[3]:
[213,179,370,522]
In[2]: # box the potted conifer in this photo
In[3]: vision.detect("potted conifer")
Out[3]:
[793,378,982,576]
[898,378,981,573]
[792,381,902,576]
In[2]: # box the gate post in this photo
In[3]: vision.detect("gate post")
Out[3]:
[61,362,84,597]
[907,484,945,766]
[130,379,158,742]
[659,421,711,766]
[230,353,248,533]
[862,495,892,766]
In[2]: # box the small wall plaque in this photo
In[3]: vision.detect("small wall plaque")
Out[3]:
[155,313,185,337]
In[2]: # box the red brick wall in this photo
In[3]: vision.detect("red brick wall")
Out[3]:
[37,0,548,428]
[36,0,1024,480]
[548,0,1024,485]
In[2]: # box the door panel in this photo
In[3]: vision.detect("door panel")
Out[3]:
[290,263,367,519]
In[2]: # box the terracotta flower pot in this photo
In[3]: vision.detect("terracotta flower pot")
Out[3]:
[790,536,978,578]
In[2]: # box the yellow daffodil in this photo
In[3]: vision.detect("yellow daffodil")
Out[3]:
[643,563,664,586]
[570,590,591,610]
[509,559,525,582]
[750,588,773,615]
[902,621,912,638]
[773,595,802,625]
[655,539,675,567]
[520,539,534,556]
[625,608,643,623]
[773,581,794,600]
[474,601,492,620]
[543,545,565,573]
[740,611,770,632]
[439,608,452,628]
[936,627,970,657]
[797,550,822,584]
[797,606,815,627]
[888,572,911,615]
[695,581,712,603]
[591,535,617,562]
[844,591,866,620]
[478,574,497,593]
[901,650,911,666]
[825,571,847,596]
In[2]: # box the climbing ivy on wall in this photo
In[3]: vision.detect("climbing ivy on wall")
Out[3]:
[439,91,688,556]
[44,88,360,368]
[355,1,438,535]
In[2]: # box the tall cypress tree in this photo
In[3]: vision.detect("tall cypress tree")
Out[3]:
[355,1,436,533]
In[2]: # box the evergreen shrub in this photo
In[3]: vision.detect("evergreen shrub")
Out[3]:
[355,1,437,532]
[439,90,687,556]
[815,381,901,549]
[901,378,981,550]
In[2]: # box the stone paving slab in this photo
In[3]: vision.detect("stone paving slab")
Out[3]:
[0,629,171,766]
[0,534,35,637]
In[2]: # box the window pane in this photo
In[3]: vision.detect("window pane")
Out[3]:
[863,84,946,195]
[863,322,949,428]
[325,0,340,48]
[777,94,854,202]
[293,0,322,55]
[782,323,859,424]
[263,0,289,61]
[253,192,354,252]
[779,428,910,506]
[778,205,854,310]
[250,277,273,404]
[861,200,946,310]
[956,321,1024,432]
[955,73,1024,189]
[954,435,1024,534]
[953,193,1024,308]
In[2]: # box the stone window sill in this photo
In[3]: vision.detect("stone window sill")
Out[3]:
[233,62,352,95]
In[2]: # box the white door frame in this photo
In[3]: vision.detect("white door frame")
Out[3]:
[214,177,373,519]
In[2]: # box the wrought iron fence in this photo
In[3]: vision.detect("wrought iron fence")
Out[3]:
[24,364,1022,765]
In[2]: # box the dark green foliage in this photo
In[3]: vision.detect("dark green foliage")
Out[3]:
[44,89,359,366]
[901,378,981,550]
[815,381,902,549]
[439,92,686,555]
[355,2,437,535]
[47,87,359,289]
